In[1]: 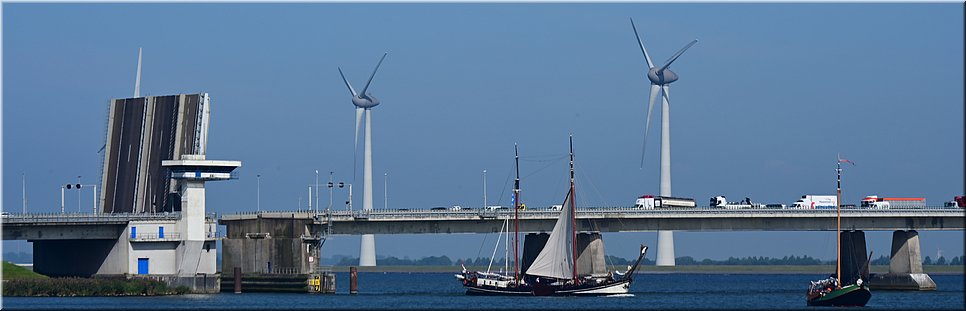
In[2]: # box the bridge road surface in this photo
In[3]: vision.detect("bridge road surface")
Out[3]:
[101,95,203,214]
[102,98,146,214]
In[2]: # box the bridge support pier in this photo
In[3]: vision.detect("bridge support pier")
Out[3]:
[839,230,868,286]
[868,230,936,290]
[656,231,675,266]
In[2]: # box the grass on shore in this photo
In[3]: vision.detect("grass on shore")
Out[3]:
[2,261,46,280]
[2,261,187,297]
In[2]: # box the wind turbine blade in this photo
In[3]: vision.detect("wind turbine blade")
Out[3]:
[640,83,661,168]
[629,18,655,69]
[353,107,364,182]
[360,52,388,96]
[658,39,698,72]
[134,48,142,97]
[338,67,358,97]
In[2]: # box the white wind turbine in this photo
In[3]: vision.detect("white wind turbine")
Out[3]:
[631,18,698,266]
[338,52,388,267]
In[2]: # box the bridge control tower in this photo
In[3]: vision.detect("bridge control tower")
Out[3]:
[162,155,241,240]
[162,155,241,277]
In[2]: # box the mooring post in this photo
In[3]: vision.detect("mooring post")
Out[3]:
[233,267,242,294]
[349,266,358,294]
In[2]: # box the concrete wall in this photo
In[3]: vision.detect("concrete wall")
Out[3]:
[221,216,320,274]
[130,242,180,274]
[4,224,125,240]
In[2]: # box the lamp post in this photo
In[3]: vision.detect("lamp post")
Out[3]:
[483,169,487,209]
[257,174,261,212]
[76,176,82,212]
[384,172,388,210]
[22,173,26,214]
[315,170,320,214]
[327,172,334,212]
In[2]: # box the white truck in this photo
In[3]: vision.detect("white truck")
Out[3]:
[860,195,926,209]
[635,195,696,209]
[709,196,765,209]
[791,195,837,209]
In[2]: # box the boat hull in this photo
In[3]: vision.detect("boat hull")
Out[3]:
[463,279,631,296]
[807,285,872,307]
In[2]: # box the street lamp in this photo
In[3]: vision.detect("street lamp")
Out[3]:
[257,174,261,212]
[384,172,388,210]
[483,169,487,209]
[327,172,334,212]
[315,170,320,215]
[76,176,81,212]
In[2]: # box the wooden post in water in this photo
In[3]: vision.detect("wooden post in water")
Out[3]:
[349,267,358,294]
[233,267,242,294]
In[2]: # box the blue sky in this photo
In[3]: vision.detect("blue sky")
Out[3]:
[2,3,963,261]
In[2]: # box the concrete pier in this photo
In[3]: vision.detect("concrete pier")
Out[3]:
[868,230,937,290]
[839,230,869,286]
[219,212,325,293]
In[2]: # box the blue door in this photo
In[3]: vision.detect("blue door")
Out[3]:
[159,227,164,239]
[137,258,149,274]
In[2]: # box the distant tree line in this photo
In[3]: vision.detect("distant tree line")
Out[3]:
[674,255,826,266]
[871,255,964,266]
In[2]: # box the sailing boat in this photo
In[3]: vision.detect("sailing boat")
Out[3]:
[805,156,871,307]
[456,137,649,296]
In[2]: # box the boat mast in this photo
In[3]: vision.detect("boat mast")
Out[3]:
[569,135,577,284]
[836,159,842,289]
[513,144,521,282]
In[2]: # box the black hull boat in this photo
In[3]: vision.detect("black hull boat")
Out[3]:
[805,157,871,307]
[456,137,648,297]
[807,283,872,307]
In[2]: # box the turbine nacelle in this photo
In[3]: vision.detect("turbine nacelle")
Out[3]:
[340,52,388,109]
[647,68,679,85]
[352,95,380,108]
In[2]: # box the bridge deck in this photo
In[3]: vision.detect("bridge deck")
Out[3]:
[219,207,965,234]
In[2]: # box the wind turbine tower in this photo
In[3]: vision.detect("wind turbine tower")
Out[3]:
[339,52,388,267]
[630,19,698,266]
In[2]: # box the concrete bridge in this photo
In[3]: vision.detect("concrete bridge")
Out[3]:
[219,207,965,235]
[2,213,183,240]
[217,206,963,291]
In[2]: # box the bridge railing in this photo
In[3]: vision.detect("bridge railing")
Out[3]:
[131,232,182,240]
[2,212,182,224]
[219,206,963,223]
[311,206,963,222]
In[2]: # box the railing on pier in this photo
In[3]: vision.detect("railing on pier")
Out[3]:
[130,232,182,241]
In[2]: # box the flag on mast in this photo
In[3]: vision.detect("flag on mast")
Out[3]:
[837,153,855,166]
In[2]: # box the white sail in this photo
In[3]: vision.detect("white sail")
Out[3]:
[525,188,575,280]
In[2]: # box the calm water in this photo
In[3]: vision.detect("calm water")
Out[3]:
[2,273,962,310]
